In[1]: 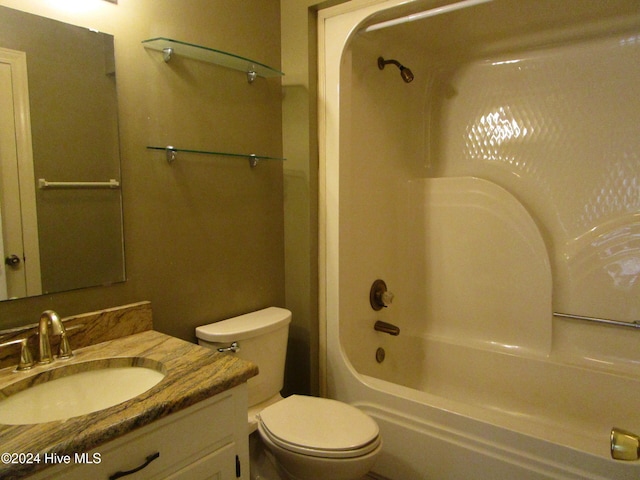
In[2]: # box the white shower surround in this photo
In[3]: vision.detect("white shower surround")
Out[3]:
[319,0,640,479]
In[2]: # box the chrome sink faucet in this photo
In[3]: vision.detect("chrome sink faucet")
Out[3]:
[38,310,73,364]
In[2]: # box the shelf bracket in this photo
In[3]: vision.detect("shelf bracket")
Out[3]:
[249,154,258,168]
[166,146,177,163]
[162,47,173,62]
[247,70,257,84]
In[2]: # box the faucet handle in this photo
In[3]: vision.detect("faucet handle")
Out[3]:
[0,337,35,371]
[57,323,83,360]
[18,337,35,370]
[380,291,395,307]
[57,329,73,360]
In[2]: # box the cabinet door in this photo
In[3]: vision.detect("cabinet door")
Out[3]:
[29,386,246,480]
[165,443,237,480]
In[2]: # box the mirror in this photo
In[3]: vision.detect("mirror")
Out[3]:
[0,6,124,301]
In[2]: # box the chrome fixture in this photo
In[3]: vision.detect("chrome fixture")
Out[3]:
[374,320,400,336]
[554,312,640,330]
[217,341,240,353]
[370,279,395,310]
[0,337,35,371]
[165,145,177,164]
[38,310,73,364]
[377,57,414,83]
[365,0,493,32]
[162,47,173,62]
[38,178,120,189]
[611,427,640,461]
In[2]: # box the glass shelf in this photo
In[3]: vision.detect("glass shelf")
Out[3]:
[142,37,284,82]
[147,146,285,168]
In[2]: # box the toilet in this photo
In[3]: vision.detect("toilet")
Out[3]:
[196,307,382,480]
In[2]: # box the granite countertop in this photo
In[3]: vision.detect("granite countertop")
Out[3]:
[0,329,258,478]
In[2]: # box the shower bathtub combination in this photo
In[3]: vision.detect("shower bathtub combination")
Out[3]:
[318,1,640,479]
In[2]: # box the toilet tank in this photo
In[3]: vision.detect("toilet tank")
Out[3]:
[195,307,291,408]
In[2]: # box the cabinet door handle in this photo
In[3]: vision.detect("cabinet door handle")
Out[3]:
[109,452,160,480]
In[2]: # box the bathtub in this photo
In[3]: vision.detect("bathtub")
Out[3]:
[352,334,640,479]
[318,0,640,478]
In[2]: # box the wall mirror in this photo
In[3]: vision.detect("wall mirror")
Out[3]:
[0,5,125,302]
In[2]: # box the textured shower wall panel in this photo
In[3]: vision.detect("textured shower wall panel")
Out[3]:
[419,177,552,355]
[435,32,640,322]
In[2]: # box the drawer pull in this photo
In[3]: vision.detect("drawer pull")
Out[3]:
[109,452,160,479]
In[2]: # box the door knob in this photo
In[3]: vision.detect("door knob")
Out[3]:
[5,255,21,268]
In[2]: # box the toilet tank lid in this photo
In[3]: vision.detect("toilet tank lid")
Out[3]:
[196,307,291,343]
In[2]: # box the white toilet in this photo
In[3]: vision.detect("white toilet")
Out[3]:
[196,307,382,480]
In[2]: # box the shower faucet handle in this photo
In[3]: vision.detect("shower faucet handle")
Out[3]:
[370,279,394,310]
[380,291,395,307]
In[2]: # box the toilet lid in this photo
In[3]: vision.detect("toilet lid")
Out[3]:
[258,395,380,459]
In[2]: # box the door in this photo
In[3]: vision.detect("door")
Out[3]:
[0,47,41,299]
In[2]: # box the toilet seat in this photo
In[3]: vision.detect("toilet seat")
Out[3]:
[258,395,381,459]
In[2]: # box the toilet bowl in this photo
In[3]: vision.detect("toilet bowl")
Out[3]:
[258,395,382,480]
[196,307,381,480]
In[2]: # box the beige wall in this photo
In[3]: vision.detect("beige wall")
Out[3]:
[280,0,346,396]
[281,0,318,396]
[280,0,348,396]
[0,0,284,343]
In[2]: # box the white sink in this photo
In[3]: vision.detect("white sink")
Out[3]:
[0,358,165,425]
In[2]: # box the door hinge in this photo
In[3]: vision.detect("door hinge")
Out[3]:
[235,454,241,478]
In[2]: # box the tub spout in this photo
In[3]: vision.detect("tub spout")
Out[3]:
[611,427,640,461]
[374,320,400,336]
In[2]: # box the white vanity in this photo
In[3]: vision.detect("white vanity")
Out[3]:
[0,302,258,479]
[30,385,248,480]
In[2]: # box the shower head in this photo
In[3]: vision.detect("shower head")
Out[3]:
[400,66,414,83]
[378,56,414,83]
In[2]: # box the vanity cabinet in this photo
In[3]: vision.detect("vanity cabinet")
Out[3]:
[30,384,249,480]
